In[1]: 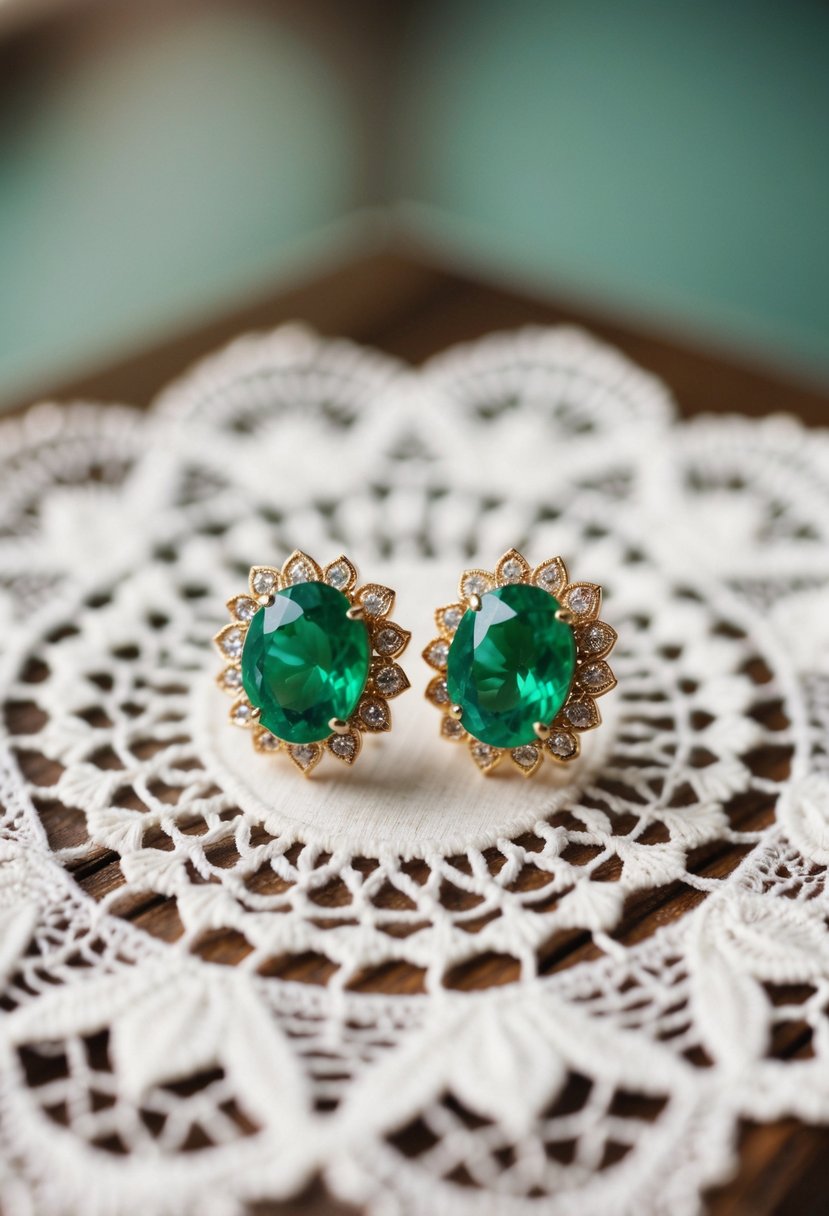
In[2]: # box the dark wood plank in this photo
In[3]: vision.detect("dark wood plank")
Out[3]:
[708,1121,829,1216]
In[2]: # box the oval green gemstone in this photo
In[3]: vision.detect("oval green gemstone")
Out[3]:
[241,582,370,744]
[447,584,576,749]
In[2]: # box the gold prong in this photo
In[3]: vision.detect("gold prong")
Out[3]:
[257,594,274,607]
[469,594,482,612]
[533,722,551,740]
[346,604,364,620]
[449,704,463,721]
[329,717,350,734]
[556,607,575,624]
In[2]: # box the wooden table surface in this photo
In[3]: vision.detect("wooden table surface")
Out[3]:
[9,238,829,1214]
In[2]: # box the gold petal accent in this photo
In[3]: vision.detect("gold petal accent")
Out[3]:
[422,638,450,671]
[357,695,391,732]
[372,622,411,658]
[495,548,530,584]
[574,620,617,659]
[356,583,395,619]
[214,622,247,660]
[425,674,450,709]
[469,740,503,774]
[253,727,282,754]
[323,555,358,593]
[226,594,258,623]
[370,662,410,698]
[287,743,322,774]
[561,582,601,621]
[248,565,280,598]
[576,660,617,696]
[533,556,568,597]
[509,744,542,777]
[435,603,465,640]
[326,730,362,765]
[281,549,323,585]
[458,568,494,603]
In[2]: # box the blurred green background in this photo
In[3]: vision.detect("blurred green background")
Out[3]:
[0,0,827,408]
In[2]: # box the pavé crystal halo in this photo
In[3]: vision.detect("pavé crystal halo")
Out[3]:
[424,549,617,776]
[215,551,411,774]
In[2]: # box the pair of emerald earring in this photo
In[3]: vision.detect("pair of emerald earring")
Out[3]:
[214,549,617,778]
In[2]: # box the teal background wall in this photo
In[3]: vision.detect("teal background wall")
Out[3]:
[0,4,363,403]
[391,0,829,379]
[0,0,827,406]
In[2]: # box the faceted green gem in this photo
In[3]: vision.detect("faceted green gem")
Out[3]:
[447,584,576,749]
[241,582,370,744]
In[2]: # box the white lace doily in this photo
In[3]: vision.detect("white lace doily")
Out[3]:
[2,325,829,1215]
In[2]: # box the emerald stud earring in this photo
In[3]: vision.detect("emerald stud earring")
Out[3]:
[424,549,617,776]
[215,551,410,774]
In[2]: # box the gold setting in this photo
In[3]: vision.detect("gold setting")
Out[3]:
[424,549,617,777]
[214,550,410,774]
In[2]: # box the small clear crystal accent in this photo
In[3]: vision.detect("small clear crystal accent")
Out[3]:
[442,718,465,739]
[235,597,257,621]
[513,744,538,767]
[288,562,310,585]
[566,702,592,727]
[292,745,317,765]
[252,571,276,595]
[330,734,355,757]
[442,607,462,632]
[463,573,490,598]
[549,732,576,757]
[581,663,607,688]
[584,624,606,652]
[472,741,496,765]
[257,730,280,751]
[232,702,252,724]
[376,628,402,654]
[427,640,449,667]
[222,667,242,689]
[360,701,387,728]
[432,679,449,705]
[537,564,563,591]
[501,558,524,583]
[375,666,402,695]
[362,591,385,617]
[568,587,593,615]
[326,563,349,589]
[222,628,243,658]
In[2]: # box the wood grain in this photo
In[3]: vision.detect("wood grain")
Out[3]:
[5,238,829,1213]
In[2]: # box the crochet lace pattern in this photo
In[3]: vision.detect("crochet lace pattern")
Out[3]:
[1,325,828,1214]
